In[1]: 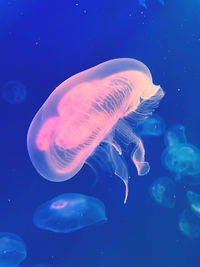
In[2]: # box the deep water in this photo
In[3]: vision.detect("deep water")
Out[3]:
[0,0,200,266]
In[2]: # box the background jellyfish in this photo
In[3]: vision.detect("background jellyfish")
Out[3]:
[149,176,176,208]
[187,191,200,217]
[162,143,200,184]
[27,58,164,202]
[1,81,27,104]
[162,124,200,184]
[178,209,200,239]
[164,124,187,147]
[135,114,165,137]
[0,232,27,266]
[33,193,107,233]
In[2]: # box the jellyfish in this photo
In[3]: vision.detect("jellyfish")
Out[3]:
[164,124,187,147]
[178,209,200,239]
[33,193,107,233]
[138,0,164,8]
[149,176,176,208]
[136,114,165,137]
[27,58,164,203]
[162,143,200,184]
[1,81,27,104]
[186,191,200,217]
[0,232,27,266]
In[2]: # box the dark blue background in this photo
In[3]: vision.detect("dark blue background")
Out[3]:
[0,0,200,266]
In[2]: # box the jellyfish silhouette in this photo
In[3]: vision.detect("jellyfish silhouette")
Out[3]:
[0,232,27,266]
[187,191,200,217]
[162,143,200,184]
[1,80,27,104]
[149,176,176,208]
[27,58,164,202]
[164,124,187,147]
[136,114,165,137]
[178,209,200,239]
[34,193,107,233]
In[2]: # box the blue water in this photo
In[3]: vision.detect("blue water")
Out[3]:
[0,0,200,266]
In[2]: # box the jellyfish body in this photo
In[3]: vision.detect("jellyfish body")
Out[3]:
[162,143,200,184]
[0,232,27,266]
[1,81,27,104]
[178,209,200,239]
[164,124,187,147]
[187,191,200,217]
[149,176,176,208]
[136,114,165,137]
[34,193,107,233]
[27,58,164,202]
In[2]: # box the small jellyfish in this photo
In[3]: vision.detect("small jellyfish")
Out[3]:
[178,209,200,239]
[0,232,27,266]
[33,193,107,233]
[136,114,165,137]
[186,191,200,217]
[1,81,27,104]
[149,176,176,208]
[162,143,200,184]
[27,58,164,203]
[164,124,187,147]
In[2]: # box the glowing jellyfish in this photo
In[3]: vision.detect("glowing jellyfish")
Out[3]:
[149,176,176,208]
[0,232,27,266]
[187,191,200,217]
[164,124,187,147]
[162,143,200,184]
[178,209,200,239]
[27,58,164,203]
[136,114,165,137]
[1,81,27,104]
[33,193,107,233]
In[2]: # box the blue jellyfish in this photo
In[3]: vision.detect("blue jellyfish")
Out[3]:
[186,191,200,217]
[162,144,200,184]
[0,232,27,266]
[164,124,187,147]
[149,176,176,208]
[136,114,165,137]
[138,0,164,8]
[178,209,200,239]
[34,193,107,233]
[1,81,27,104]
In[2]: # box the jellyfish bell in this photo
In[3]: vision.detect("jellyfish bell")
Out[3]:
[0,232,27,266]
[27,58,164,202]
[135,114,165,137]
[164,124,187,147]
[186,191,200,217]
[162,143,200,184]
[149,176,176,208]
[33,193,107,233]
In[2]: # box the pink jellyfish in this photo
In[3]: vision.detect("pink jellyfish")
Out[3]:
[27,58,164,203]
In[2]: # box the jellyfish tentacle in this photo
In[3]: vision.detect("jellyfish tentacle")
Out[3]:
[115,119,150,176]
[130,133,150,176]
[103,137,122,155]
[109,144,129,204]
